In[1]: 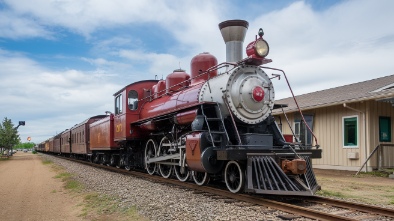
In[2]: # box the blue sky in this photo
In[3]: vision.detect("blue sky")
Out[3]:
[1,0,393,143]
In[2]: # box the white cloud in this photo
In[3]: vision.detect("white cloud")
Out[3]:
[3,0,176,36]
[0,50,120,142]
[247,0,394,98]
[2,0,394,143]
[0,10,53,39]
[118,49,190,78]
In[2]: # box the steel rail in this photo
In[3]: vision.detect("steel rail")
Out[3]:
[298,195,394,218]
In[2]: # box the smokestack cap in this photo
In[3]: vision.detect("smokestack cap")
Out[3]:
[218,20,249,30]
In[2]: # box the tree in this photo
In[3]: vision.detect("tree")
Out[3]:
[0,117,20,154]
[14,142,35,150]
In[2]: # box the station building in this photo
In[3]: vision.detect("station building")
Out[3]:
[273,74,394,172]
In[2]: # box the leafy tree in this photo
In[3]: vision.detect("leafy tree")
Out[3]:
[14,142,35,150]
[0,117,20,153]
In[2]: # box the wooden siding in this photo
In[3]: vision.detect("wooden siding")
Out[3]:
[366,100,394,168]
[275,100,394,171]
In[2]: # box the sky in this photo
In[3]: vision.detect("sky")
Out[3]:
[1,0,393,143]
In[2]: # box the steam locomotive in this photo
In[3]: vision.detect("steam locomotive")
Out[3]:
[38,20,322,196]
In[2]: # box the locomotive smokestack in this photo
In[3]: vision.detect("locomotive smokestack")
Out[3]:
[219,20,249,63]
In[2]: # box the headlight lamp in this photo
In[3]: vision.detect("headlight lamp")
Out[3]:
[255,39,269,58]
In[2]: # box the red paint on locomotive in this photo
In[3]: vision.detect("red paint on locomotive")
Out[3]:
[174,109,198,125]
[112,80,158,140]
[185,132,204,172]
[165,69,190,94]
[153,80,166,98]
[139,84,202,123]
[138,53,219,127]
[190,52,218,85]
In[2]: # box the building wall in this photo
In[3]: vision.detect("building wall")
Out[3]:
[276,100,394,171]
[276,102,366,171]
[366,100,394,168]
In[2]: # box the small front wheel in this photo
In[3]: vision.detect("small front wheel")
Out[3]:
[224,161,244,193]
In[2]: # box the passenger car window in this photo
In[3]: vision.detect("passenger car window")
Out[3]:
[128,90,138,110]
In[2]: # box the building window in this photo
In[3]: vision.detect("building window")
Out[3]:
[294,121,300,142]
[293,114,314,146]
[128,90,138,110]
[115,94,122,114]
[343,116,358,147]
[379,116,391,142]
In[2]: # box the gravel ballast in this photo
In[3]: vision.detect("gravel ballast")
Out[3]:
[43,154,312,221]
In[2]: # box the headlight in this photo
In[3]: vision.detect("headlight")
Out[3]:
[246,37,270,59]
[255,39,269,57]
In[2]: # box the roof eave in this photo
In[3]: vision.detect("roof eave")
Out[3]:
[272,92,394,115]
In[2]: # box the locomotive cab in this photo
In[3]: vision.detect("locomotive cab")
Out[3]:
[112,80,158,141]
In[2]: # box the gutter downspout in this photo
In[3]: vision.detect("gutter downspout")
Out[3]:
[343,103,368,172]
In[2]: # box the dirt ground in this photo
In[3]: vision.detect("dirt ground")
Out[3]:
[0,152,83,221]
[314,168,394,206]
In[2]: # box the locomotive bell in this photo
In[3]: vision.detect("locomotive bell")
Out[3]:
[219,20,249,63]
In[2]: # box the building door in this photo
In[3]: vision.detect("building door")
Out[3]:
[294,115,314,147]
[379,116,391,142]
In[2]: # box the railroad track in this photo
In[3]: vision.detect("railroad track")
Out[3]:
[56,155,394,221]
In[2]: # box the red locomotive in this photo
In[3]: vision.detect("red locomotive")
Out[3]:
[38,20,322,195]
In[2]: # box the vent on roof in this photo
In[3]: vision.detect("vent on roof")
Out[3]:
[371,83,394,93]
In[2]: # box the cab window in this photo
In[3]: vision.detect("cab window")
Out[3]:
[128,90,138,111]
[115,94,122,114]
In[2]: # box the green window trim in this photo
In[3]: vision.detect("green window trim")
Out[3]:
[343,116,358,147]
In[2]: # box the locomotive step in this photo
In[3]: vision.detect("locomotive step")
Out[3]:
[210,131,225,134]
[205,117,222,121]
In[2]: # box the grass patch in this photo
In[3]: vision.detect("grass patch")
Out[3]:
[54,172,72,180]
[124,205,144,220]
[317,189,347,198]
[84,193,119,214]
[42,159,53,165]
[65,180,82,191]
[357,169,394,178]
[54,172,82,191]
[81,193,146,220]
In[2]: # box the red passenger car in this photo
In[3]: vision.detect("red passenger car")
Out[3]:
[70,115,106,157]
[60,129,71,154]
[53,133,61,154]
[48,137,54,153]
[44,139,50,152]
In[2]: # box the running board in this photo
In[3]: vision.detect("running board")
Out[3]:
[146,153,180,163]
[246,155,319,196]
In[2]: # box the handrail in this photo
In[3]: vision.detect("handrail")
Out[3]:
[261,66,319,147]
[356,144,380,175]
[140,62,239,102]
